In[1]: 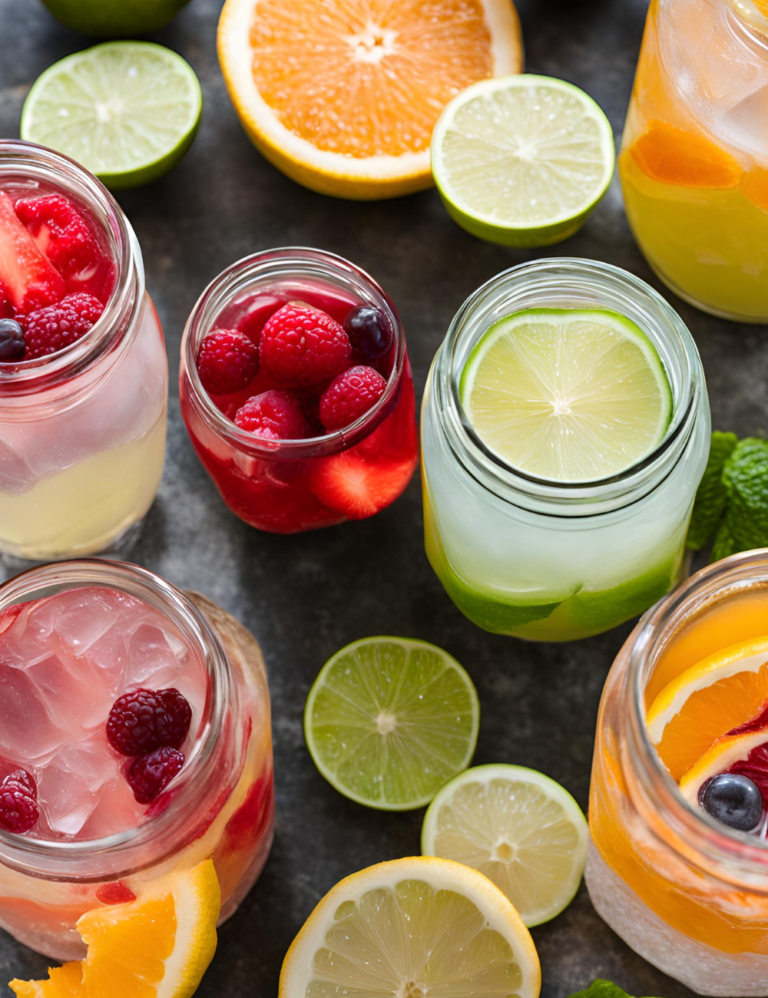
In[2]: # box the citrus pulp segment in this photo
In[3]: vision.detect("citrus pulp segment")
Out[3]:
[304,637,479,810]
[9,964,85,998]
[218,0,523,199]
[421,764,588,926]
[459,308,672,482]
[278,857,541,998]
[21,43,203,189]
[431,75,615,245]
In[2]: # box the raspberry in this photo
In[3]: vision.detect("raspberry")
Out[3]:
[15,195,104,290]
[127,746,184,805]
[259,303,351,388]
[319,365,387,432]
[96,881,137,905]
[107,688,192,757]
[0,769,38,834]
[4,769,37,798]
[234,389,309,440]
[197,329,259,395]
[23,293,104,359]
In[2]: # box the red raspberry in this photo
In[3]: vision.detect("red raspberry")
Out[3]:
[234,389,309,440]
[15,195,106,294]
[259,303,351,388]
[3,769,37,798]
[107,688,192,757]
[319,364,387,432]
[96,881,137,905]
[127,746,184,805]
[197,329,259,396]
[0,769,38,834]
[23,293,104,359]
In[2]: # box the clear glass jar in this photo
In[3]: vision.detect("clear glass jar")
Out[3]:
[421,259,710,642]
[179,248,418,534]
[0,141,167,564]
[0,560,274,962]
[586,550,768,996]
[620,0,768,321]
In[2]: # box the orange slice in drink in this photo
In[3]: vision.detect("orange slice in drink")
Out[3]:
[646,636,768,781]
[218,0,523,199]
[627,120,742,189]
[742,168,768,212]
[679,726,768,806]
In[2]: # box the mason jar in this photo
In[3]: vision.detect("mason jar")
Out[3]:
[0,140,167,564]
[586,550,768,996]
[0,560,274,961]
[422,259,710,642]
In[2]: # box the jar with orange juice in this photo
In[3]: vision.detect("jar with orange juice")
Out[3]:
[586,550,768,996]
[620,0,768,321]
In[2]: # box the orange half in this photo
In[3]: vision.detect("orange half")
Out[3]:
[218,0,524,198]
[627,120,742,190]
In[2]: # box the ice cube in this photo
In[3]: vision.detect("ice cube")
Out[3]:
[712,83,768,156]
[38,734,121,837]
[123,620,187,688]
[0,660,68,761]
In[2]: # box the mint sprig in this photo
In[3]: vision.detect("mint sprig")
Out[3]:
[569,981,665,998]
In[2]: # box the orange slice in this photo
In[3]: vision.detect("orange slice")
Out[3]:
[218,0,524,199]
[9,860,221,998]
[679,727,768,805]
[627,120,742,189]
[646,636,768,781]
[742,168,768,212]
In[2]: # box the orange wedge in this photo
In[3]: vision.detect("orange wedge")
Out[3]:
[9,860,221,998]
[627,120,742,189]
[647,636,768,781]
[218,0,523,199]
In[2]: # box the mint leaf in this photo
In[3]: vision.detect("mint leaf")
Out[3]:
[721,437,768,553]
[687,431,738,551]
[569,981,665,998]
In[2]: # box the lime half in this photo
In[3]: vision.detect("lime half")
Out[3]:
[21,42,202,189]
[421,764,588,927]
[432,75,615,246]
[460,308,673,482]
[304,637,480,811]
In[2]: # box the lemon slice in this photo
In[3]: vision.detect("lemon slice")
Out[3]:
[305,637,480,810]
[21,42,202,189]
[421,764,588,927]
[459,308,672,482]
[279,856,541,998]
[431,75,615,246]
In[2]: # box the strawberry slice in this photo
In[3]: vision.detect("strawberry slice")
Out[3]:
[0,282,11,320]
[310,450,415,519]
[0,192,65,315]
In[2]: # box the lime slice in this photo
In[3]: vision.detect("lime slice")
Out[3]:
[304,637,480,811]
[21,42,202,189]
[431,74,615,246]
[460,308,673,482]
[421,764,588,927]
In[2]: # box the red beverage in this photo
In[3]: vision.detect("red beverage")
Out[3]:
[180,249,418,534]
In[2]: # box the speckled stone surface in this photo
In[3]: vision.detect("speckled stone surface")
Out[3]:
[0,1,761,995]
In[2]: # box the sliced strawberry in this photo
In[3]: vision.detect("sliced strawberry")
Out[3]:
[0,192,65,315]
[310,451,414,519]
[0,283,10,319]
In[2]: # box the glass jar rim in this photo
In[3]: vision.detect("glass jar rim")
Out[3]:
[181,247,406,459]
[434,257,705,516]
[0,559,234,880]
[0,140,143,396]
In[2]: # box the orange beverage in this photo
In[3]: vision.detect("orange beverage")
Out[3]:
[586,551,768,996]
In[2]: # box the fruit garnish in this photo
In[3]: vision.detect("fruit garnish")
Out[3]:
[0,768,38,834]
[628,121,742,189]
[95,882,136,906]
[0,318,26,362]
[422,763,588,927]
[344,305,393,362]
[23,293,105,359]
[459,308,672,481]
[21,43,203,190]
[0,283,11,319]
[38,0,193,37]
[106,687,192,757]
[647,635,768,780]
[9,859,221,998]
[432,75,615,247]
[304,636,479,810]
[700,773,763,832]
[278,857,540,998]
[0,192,65,315]
[197,329,259,396]
[218,0,523,199]
[686,431,738,551]
[259,303,351,388]
[309,450,415,518]
[234,389,308,440]
[319,364,387,431]
[230,294,284,346]
[126,745,184,804]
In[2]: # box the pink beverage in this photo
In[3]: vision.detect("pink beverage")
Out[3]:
[180,249,418,533]
[0,562,274,960]
[0,141,167,564]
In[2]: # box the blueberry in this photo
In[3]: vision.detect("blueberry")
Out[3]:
[699,773,764,832]
[0,319,25,362]
[344,306,393,362]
